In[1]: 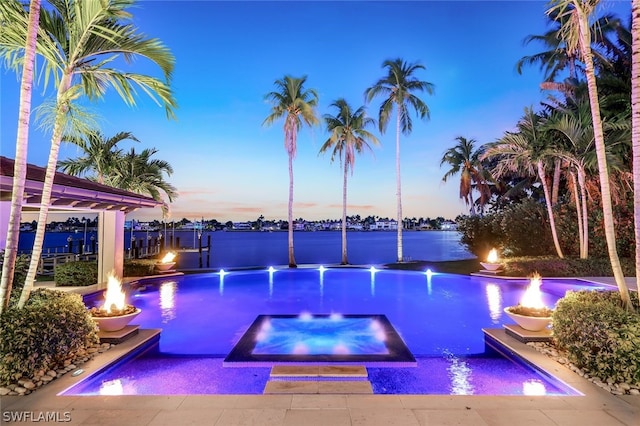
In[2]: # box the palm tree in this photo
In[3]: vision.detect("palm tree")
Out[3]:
[58,131,139,184]
[263,75,319,267]
[632,0,640,293]
[1,0,177,308]
[547,0,631,309]
[108,147,177,205]
[365,58,435,263]
[482,108,564,258]
[440,136,490,216]
[320,98,379,264]
[545,105,595,258]
[0,0,41,313]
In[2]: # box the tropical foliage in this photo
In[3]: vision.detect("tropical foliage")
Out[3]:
[0,0,176,309]
[448,0,638,310]
[59,132,177,208]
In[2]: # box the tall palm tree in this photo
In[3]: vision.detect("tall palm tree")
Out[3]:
[1,0,177,308]
[365,58,435,263]
[58,131,139,184]
[482,108,565,258]
[632,0,640,292]
[263,75,319,267]
[320,98,379,264]
[0,0,41,314]
[440,136,490,216]
[548,0,631,309]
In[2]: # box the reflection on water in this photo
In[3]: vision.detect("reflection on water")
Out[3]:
[159,281,177,323]
[485,283,503,324]
[523,379,547,395]
[99,379,124,396]
[447,354,474,395]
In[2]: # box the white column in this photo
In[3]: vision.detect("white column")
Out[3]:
[0,201,10,251]
[97,210,124,287]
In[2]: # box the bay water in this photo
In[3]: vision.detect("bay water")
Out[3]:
[18,230,474,269]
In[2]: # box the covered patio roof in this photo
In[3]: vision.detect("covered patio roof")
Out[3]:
[0,156,163,213]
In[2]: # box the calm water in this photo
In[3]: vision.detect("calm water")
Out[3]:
[67,269,599,395]
[19,230,474,268]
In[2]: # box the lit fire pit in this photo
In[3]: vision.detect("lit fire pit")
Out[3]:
[155,251,176,272]
[90,274,140,332]
[480,248,502,273]
[504,272,553,331]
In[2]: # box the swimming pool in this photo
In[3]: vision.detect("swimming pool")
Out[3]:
[68,267,607,395]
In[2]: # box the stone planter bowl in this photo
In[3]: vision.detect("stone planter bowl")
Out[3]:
[504,307,552,332]
[479,262,502,272]
[92,308,141,332]
[154,262,176,272]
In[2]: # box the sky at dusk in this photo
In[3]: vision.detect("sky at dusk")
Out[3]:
[0,0,632,223]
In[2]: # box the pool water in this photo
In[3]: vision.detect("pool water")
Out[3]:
[68,268,605,396]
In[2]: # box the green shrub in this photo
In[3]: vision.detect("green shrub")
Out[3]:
[553,290,640,385]
[0,289,99,384]
[123,259,156,277]
[54,261,98,286]
[457,199,554,258]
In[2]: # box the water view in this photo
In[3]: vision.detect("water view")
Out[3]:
[19,230,474,268]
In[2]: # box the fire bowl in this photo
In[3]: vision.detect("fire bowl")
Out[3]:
[92,308,141,332]
[479,262,502,272]
[154,262,176,272]
[504,307,552,332]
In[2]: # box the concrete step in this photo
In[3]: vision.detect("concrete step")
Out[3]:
[270,365,368,378]
[264,380,373,394]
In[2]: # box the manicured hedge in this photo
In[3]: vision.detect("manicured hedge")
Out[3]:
[54,261,98,286]
[0,289,98,384]
[553,290,640,385]
[123,259,156,277]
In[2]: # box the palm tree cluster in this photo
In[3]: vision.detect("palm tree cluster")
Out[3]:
[0,0,176,313]
[441,0,636,309]
[58,131,177,210]
[264,59,434,266]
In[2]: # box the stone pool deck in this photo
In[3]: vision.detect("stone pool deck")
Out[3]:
[2,326,638,425]
[1,275,638,425]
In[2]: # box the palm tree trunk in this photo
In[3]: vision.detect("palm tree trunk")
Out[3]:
[341,160,348,265]
[287,151,296,267]
[632,0,640,290]
[395,111,403,263]
[537,161,564,258]
[577,165,589,258]
[551,158,561,206]
[18,73,72,308]
[569,171,585,258]
[0,0,41,314]
[577,8,631,308]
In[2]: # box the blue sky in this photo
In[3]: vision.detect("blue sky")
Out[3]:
[0,0,631,222]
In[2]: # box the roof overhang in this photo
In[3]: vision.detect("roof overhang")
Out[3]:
[1,156,163,214]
